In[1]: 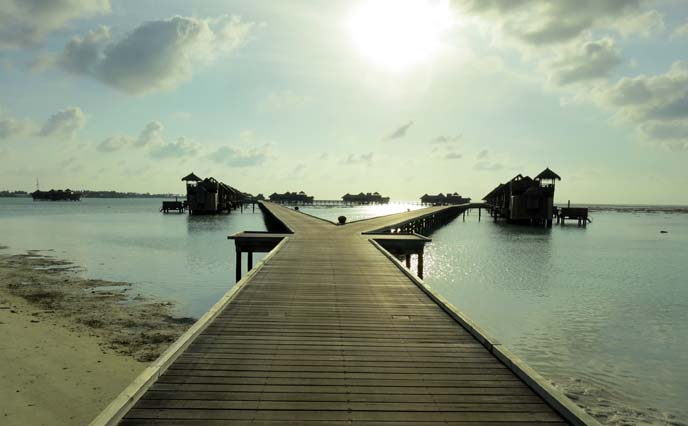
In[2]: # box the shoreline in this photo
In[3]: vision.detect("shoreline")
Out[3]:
[0,247,194,426]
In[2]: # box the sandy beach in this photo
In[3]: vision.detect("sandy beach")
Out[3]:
[0,247,193,426]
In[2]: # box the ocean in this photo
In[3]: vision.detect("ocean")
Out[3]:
[1,197,686,424]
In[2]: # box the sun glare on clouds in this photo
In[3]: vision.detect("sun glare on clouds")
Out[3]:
[348,0,455,72]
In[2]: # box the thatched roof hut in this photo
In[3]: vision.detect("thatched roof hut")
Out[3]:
[535,168,561,181]
[181,172,202,182]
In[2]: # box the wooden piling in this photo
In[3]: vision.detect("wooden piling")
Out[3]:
[417,250,424,279]
[235,248,241,283]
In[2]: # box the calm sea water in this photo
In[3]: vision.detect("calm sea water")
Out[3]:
[0,198,267,317]
[1,197,686,424]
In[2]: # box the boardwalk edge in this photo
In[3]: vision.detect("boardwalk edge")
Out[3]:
[88,236,290,426]
[370,238,603,426]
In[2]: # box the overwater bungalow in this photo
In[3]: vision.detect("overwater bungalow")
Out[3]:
[342,192,390,204]
[31,189,81,201]
[420,192,471,205]
[182,172,247,215]
[483,168,560,226]
[269,191,314,204]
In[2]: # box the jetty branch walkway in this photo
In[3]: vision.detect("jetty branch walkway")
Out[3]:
[92,202,600,426]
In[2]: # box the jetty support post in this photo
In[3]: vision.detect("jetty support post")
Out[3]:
[229,232,287,283]
[370,234,430,281]
[235,247,241,283]
[417,249,424,279]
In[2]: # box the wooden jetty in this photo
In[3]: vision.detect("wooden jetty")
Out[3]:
[92,202,599,426]
[556,207,591,226]
[160,200,186,214]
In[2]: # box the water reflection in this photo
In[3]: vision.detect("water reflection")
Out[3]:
[422,212,688,424]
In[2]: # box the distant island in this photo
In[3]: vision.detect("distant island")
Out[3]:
[0,190,181,198]
[0,190,29,197]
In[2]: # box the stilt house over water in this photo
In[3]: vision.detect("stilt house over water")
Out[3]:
[182,172,246,215]
[420,192,471,205]
[268,191,314,204]
[31,188,81,201]
[342,192,390,204]
[483,168,561,226]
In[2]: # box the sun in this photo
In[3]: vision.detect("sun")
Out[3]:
[348,0,454,71]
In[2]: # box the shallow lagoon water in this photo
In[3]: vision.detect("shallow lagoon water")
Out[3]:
[1,198,687,424]
[0,197,267,317]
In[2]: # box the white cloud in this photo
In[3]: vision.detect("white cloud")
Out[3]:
[172,111,193,120]
[58,15,255,94]
[39,107,86,139]
[616,10,664,38]
[597,61,688,149]
[383,121,413,141]
[455,1,679,152]
[672,19,688,39]
[262,90,312,111]
[0,107,86,140]
[210,144,271,167]
[0,0,110,49]
[457,0,648,46]
[136,121,164,147]
[0,116,35,139]
[59,26,110,75]
[97,135,133,152]
[599,62,688,121]
[97,121,201,158]
[473,149,503,169]
[474,161,504,171]
[431,134,462,144]
[639,122,688,150]
[340,153,374,166]
[444,152,462,160]
[149,137,200,159]
[290,163,307,179]
[547,37,622,86]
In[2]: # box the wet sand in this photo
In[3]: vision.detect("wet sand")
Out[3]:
[0,248,194,426]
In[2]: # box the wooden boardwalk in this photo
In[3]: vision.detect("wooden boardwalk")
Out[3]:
[95,203,597,426]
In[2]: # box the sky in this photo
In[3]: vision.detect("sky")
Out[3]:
[0,0,687,204]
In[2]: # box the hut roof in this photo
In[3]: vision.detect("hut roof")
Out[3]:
[483,183,505,200]
[535,167,561,181]
[181,172,202,182]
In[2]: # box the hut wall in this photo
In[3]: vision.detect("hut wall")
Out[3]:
[509,196,530,220]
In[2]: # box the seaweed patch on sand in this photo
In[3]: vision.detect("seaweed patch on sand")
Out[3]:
[0,250,195,362]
